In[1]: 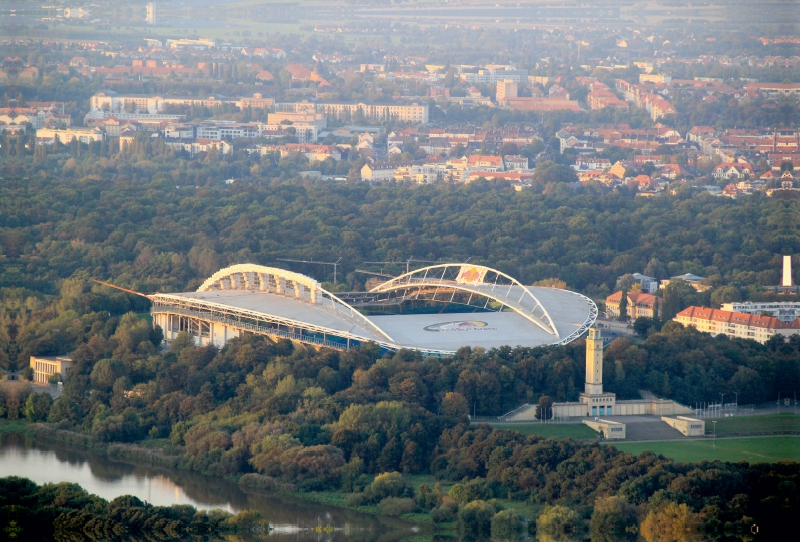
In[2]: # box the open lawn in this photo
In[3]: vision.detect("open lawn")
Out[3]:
[612,436,800,463]
[488,422,598,439]
[709,413,800,436]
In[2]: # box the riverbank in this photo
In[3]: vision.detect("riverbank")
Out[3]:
[0,420,434,540]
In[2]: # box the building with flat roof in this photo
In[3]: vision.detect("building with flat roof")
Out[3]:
[30,356,73,384]
[721,301,800,323]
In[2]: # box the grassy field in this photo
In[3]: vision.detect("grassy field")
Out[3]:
[612,436,800,463]
[709,413,800,436]
[488,422,598,439]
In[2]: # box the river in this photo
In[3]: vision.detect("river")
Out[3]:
[0,432,419,541]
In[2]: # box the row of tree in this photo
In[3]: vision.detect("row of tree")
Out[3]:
[0,476,268,541]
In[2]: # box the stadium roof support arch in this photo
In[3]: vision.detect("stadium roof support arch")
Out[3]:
[370,264,561,339]
[150,263,597,356]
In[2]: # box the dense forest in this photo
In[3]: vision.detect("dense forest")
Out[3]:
[0,476,268,541]
[1,170,798,299]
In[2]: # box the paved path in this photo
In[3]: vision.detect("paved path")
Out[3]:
[612,434,800,444]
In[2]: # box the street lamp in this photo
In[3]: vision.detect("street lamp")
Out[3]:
[719,393,725,416]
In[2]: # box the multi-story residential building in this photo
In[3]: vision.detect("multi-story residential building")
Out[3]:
[194,122,261,140]
[744,82,800,97]
[503,155,529,170]
[164,123,195,139]
[276,100,428,124]
[496,80,518,104]
[712,162,755,179]
[605,292,661,320]
[166,138,232,156]
[361,162,407,182]
[639,74,672,84]
[721,301,800,323]
[674,306,800,343]
[36,127,104,144]
[461,66,528,84]
[573,157,612,171]
[166,38,216,50]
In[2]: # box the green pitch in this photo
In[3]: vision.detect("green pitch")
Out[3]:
[489,423,598,439]
[709,413,800,436]
[612,436,800,463]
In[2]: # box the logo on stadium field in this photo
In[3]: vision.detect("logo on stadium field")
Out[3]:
[423,320,497,332]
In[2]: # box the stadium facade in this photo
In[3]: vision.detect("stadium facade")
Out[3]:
[150,263,597,356]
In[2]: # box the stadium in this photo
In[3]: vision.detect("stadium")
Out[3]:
[150,263,598,356]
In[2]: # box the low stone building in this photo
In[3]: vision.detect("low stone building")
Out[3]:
[29,356,73,384]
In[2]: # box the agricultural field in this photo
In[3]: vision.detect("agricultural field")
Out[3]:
[612,436,800,463]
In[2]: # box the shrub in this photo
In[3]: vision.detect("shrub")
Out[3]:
[431,503,457,524]
[378,497,416,516]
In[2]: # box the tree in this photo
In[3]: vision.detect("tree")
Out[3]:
[710,285,742,307]
[633,317,660,337]
[644,258,666,279]
[491,509,521,542]
[441,391,469,420]
[615,274,637,292]
[537,395,554,420]
[662,282,699,322]
[458,500,496,540]
[729,366,766,404]
[590,496,640,542]
[618,288,629,322]
[90,359,128,392]
[640,502,702,542]
[23,393,52,421]
[536,505,583,541]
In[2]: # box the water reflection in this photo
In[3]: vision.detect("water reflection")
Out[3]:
[0,433,417,541]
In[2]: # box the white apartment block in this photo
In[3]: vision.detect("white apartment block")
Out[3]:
[721,302,800,323]
[91,93,272,116]
[674,306,800,344]
[277,101,429,124]
[461,67,528,84]
[196,122,261,140]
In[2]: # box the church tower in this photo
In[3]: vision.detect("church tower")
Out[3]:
[585,328,604,395]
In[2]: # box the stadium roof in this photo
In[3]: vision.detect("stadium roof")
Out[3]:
[151,264,597,355]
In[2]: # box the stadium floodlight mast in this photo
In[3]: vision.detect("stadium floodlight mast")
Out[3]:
[364,257,443,274]
[354,269,395,279]
[712,420,717,450]
[277,257,342,284]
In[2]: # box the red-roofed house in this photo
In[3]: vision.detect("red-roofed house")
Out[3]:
[256,70,274,81]
[674,306,800,343]
[285,64,312,81]
[467,154,505,170]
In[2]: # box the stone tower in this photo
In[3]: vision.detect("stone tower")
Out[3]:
[585,328,603,395]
